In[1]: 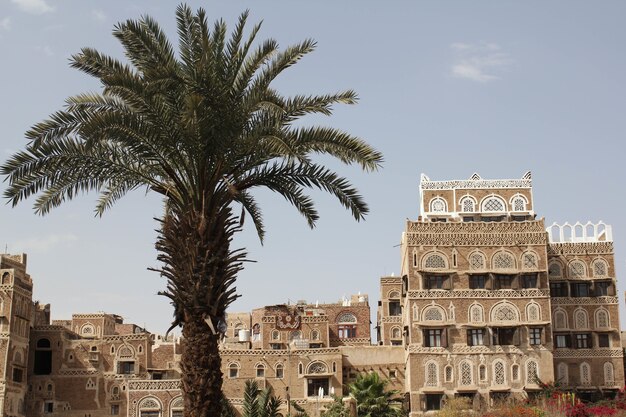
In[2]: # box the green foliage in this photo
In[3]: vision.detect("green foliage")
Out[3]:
[348,372,404,417]
[437,397,473,417]
[321,395,352,417]
[287,400,310,417]
[241,380,283,417]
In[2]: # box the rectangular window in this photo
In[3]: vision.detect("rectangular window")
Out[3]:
[571,283,590,297]
[521,274,538,288]
[598,334,610,348]
[118,361,135,375]
[529,328,542,345]
[555,334,570,348]
[388,300,401,316]
[595,282,611,296]
[575,333,591,348]
[425,394,443,411]
[307,378,329,397]
[12,367,23,383]
[423,329,444,347]
[550,282,569,297]
[482,216,504,222]
[270,343,284,350]
[426,275,445,290]
[338,325,357,339]
[494,275,514,290]
[390,340,402,346]
[511,215,529,222]
[111,405,120,415]
[45,402,54,414]
[467,329,485,346]
[172,412,183,417]
[463,216,475,222]
[492,327,519,345]
[469,275,487,289]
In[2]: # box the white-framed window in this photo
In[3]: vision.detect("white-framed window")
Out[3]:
[423,253,448,270]
[595,308,610,328]
[493,360,506,385]
[568,260,587,278]
[574,309,589,329]
[256,363,265,378]
[580,362,591,385]
[481,195,506,213]
[604,362,615,385]
[554,309,568,329]
[522,252,538,269]
[510,195,528,212]
[526,303,540,322]
[429,197,447,213]
[459,361,473,386]
[548,261,563,278]
[444,365,453,383]
[275,363,284,379]
[592,258,609,277]
[459,196,476,213]
[228,363,239,378]
[425,361,439,386]
[557,362,568,384]
[469,252,486,270]
[526,360,539,384]
[422,306,445,322]
[492,251,515,269]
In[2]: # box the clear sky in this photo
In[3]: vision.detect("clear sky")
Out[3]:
[1,0,625,335]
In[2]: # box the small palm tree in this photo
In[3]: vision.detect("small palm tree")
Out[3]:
[241,380,283,417]
[1,4,382,417]
[349,372,404,417]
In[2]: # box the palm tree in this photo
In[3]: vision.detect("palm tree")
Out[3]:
[241,380,283,417]
[1,4,382,417]
[349,372,404,417]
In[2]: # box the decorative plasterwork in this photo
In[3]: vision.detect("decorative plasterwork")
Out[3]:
[405,221,547,246]
[548,242,613,255]
[550,296,618,305]
[407,344,545,355]
[380,278,402,284]
[381,316,402,323]
[407,289,550,299]
[552,349,623,358]
[220,348,341,356]
[129,380,182,391]
[420,174,531,191]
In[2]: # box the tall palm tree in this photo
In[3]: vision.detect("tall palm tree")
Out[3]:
[1,4,382,417]
[349,372,404,417]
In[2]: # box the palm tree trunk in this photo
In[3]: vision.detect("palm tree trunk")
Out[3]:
[181,315,223,417]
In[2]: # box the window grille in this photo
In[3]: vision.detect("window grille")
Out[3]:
[493,252,514,269]
[424,254,447,269]
[445,365,453,382]
[596,309,609,328]
[460,362,472,385]
[391,327,401,339]
[527,304,539,322]
[523,253,538,269]
[337,313,357,323]
[574,310,588,329]
[470,305,483,323]
[482,196,505,212]
[526,361,539,384]
[604,362,615,385]
[513,197,526,212]
[494,361,505,385]
[461,197,475,212]
[423,307,443,321]
[430,198,447,212]
[580,363,591,385]
[469,253,485,270]
[512,364,520,381]
[308,362,327,374]
[557,363,568,384]
[569,261,586,278]
[593,259,608,277]
[479,365,487,382]
[493,305,517,322]
[426,363,438,386]
[549,262,562,277]
[554,311,567,329]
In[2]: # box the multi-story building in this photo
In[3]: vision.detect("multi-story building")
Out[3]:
[0,173,623,417]
[376,172,623,415]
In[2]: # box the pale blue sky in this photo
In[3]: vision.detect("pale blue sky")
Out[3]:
[1,0,625,334]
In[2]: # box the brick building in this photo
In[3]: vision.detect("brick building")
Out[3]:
[0,172,623,417]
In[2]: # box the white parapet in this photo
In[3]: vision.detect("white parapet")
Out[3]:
[546,221,612,243]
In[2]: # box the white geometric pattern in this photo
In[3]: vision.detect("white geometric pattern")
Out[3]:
[426,362,438,386]
[469,252,485,270]
[523,252,538,269]
[482,196,506,212]
[493,361,505,385]
[460,362,472,385]
[548,262,562,277]
[424,253,447,269]
[580,363,591,385]
[604,362,615,385]
[569,261,586,278]
[493,252,514,269]
[593,259,608,277]
[423,306,444,321]
[526,360,539,384]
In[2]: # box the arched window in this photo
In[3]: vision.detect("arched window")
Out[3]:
[557,362,568,384]
[412,304,419,321]
[444,365,453,382]
[430,197,447,213]
[491,302,519,323]
[469,304,484,323]
[138,397,162,417]
[423,253,447,270]
[233,323,243,338]
[554,310,568,329]
[479,365,487,382]
[81,323,95,336]
[522,252,538,269]
[298,363,303,374]
[548,261,563,278]
[307,361,328,374]
[228,363,239,378]
[422,306,445,322]
[481,196,506,213]
[391,327,402,340]
[425,362,438,386]
[170,397,183,417]
[460,361,472,386]
[310,330,320,341]
[526,303,540,322]
[493,361,505,385]
[256,363,265,378]
[526,360,539,384]
[604,362,615,385]
[595,308,610,328]
[492,251,515,269]
[275,363,284,379]
[580,362,591,385]
[568,260,587,278]
[469,252,486,270]
[512,364,520,381]
[34,339,52,375]
[271,330,280,340]
[511,195,527,212]
[592,259,609,277]
[338,312,357,339]
[574,309,588,329]
[460,196,476,213]
[289,330,302,341]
